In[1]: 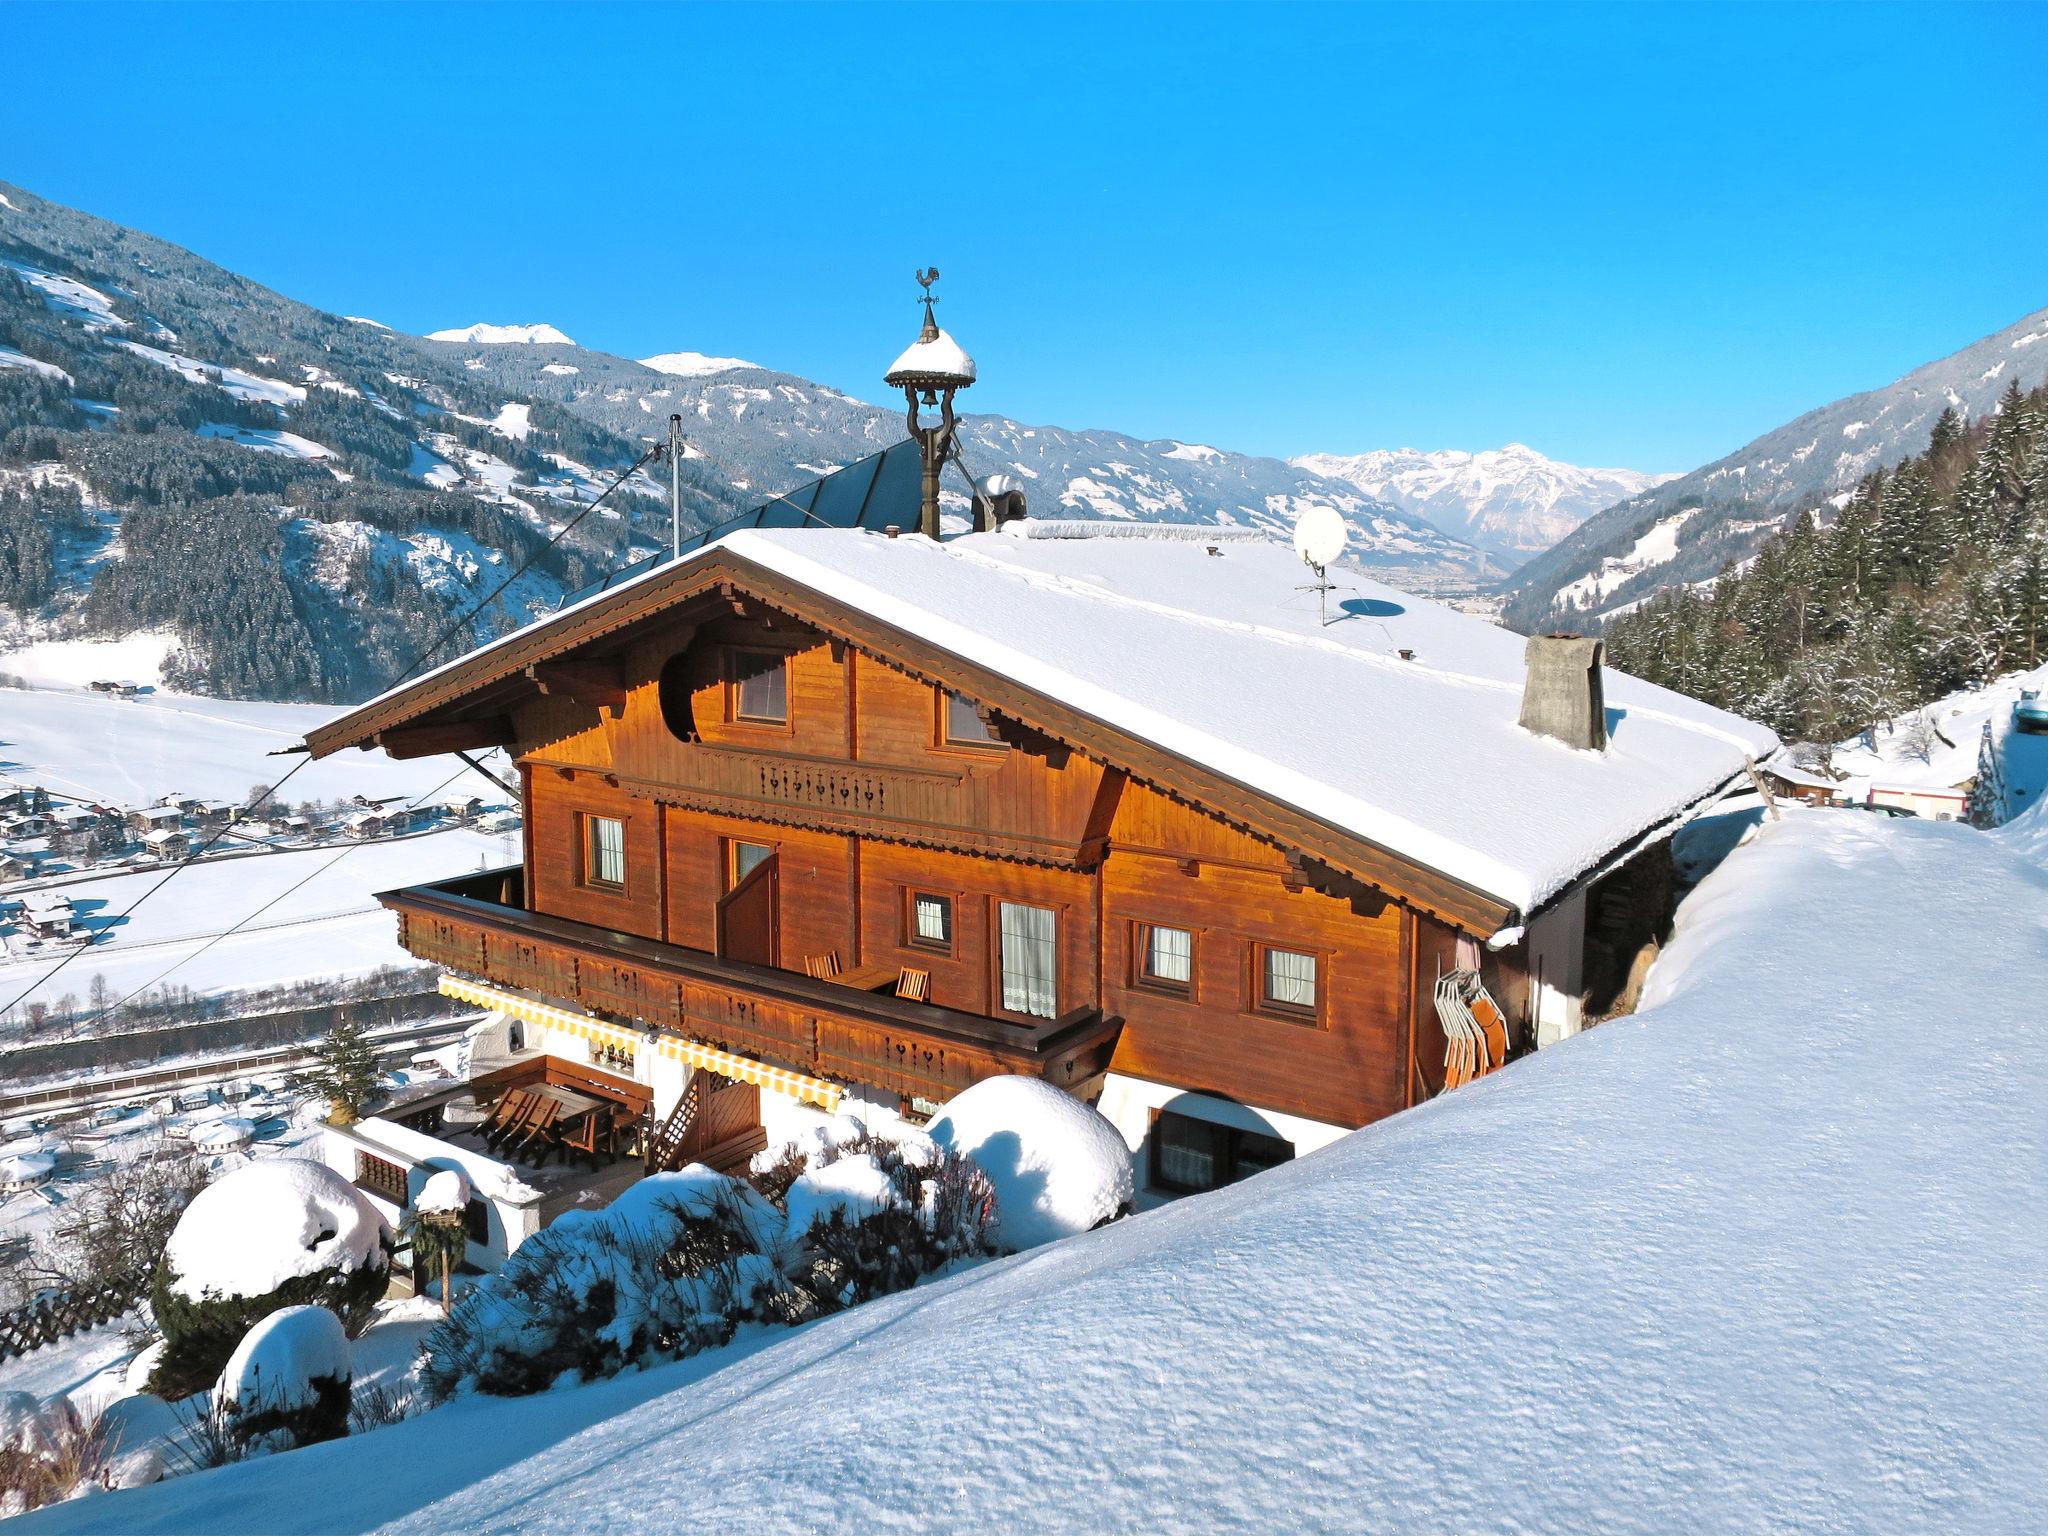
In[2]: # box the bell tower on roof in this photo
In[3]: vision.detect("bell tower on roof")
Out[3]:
[884,267,977,539]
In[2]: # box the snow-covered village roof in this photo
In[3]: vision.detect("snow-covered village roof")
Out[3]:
[308,521,1775,918]
[38,805,2048,1534]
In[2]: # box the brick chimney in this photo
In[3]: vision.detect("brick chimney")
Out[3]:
[1519,634,1608,752]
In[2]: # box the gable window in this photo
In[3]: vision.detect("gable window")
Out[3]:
[1150,1110,1295,1195]
[998,901,1058,1019]
[584,815,627,890]
[910,891,953,951]
[1258,945,1319,1019]
[1138,923,1194,993]
[728,839,774,889]
[730,650,788,725]
[943,689,1002,747]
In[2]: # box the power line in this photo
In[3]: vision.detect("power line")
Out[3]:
[0,444,665,1022]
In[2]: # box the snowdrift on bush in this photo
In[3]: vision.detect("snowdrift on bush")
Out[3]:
[927,1076,1133,1249]
[214,1306,353,1456]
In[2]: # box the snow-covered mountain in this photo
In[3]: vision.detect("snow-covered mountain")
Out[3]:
[1292,443,1675,562]
[1505,306,2048,629]
[425,322,576,345]
[0,180,1484,701]
[640,350,764,378]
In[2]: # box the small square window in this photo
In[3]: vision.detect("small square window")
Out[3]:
[943,689,1002,747]
[1260,946,1318,1017]
[911,892,953,951]
[732,651,788,724]
[585,815,626,889]
[1139,924,1193,991]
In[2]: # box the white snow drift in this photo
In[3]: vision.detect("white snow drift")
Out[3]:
[162,1160,387,1302]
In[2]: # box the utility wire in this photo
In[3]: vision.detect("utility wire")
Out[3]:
[0,444,664,1022]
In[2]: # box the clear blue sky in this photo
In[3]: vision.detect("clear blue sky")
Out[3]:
[6,1,2044,472]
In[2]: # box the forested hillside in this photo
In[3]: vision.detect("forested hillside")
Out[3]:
[1605,381,2047,757]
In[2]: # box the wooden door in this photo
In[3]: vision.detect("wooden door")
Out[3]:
[716,853,779,967]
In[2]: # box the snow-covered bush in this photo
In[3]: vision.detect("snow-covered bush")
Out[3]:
[421,1110,997,1402]
[210,1306,353,1457]
[148,1159,391,1398]
[926,1076,1134,1250]
[420,1169,789,1401]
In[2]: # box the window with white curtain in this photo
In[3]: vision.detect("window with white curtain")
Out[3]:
[999,902,1057,1018]
[731,650,788,724]
[912,892,952,949]
[1261,947,1318,1014]
[1141,924,1193,989]
[585,815,626,888]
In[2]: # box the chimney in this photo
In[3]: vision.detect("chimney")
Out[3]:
[1519,634,1608,751]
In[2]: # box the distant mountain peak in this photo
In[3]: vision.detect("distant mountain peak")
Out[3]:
[425,322,575,346]
[640,350,763,378]
[1292,443,1674,562]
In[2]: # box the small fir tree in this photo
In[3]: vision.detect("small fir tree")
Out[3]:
[308,1017,380,1126]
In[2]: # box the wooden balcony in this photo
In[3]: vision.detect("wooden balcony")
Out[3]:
[380,868,1123,1107]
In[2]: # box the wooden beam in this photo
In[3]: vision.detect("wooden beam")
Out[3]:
[524,658,626,713]
[373,717,515,759]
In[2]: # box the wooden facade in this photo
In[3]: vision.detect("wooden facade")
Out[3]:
[338,554,1522,1153]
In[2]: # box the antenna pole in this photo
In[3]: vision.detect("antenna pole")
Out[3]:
[668,413,683,560]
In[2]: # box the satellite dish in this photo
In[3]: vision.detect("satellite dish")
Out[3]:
[1293,505,1348,570]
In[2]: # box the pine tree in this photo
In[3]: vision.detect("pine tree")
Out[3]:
[308,1016,381,1126]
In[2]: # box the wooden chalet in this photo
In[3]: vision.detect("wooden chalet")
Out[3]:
[302,305,1776,1225]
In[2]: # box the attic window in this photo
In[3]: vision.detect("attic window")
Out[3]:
[942,689,1002,748]
[730,650,788,725]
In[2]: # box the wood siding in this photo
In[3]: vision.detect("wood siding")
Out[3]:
[397,606,1480,1133]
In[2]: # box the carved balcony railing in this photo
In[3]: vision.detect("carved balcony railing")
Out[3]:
[380,868,1122,1106]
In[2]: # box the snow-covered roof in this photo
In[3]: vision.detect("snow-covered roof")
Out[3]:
[884,326,975,386]
[21,890,71,918]
[318,524,1774,916]
[708,526,1773,912]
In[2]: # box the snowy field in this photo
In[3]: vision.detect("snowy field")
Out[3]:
[0,827,514,1014]
[0,669,506,810]
[23,803,2047,1534]
[1827,658,2048,801]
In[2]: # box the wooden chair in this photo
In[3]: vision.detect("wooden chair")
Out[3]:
[895,966,931,1002]
[805,949,843,980]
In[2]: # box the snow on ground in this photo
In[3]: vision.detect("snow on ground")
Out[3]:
[24,805,2047,1534]
[0,827,515,1011]
[195,422,334,462]
[1825,660,2048,802]
[1553,510,1691,611]
[639,351,762,378]
[0,261,126,332]
[0,346,73,384]
[0,683,507,809]
[425,324,574,346]
[0,632,179,691]
[113,342,305,407]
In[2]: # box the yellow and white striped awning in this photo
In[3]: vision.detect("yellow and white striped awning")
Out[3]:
[437,973,843,1111]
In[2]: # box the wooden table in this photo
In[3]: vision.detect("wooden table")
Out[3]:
[835,962,902,994]
[518,1084,611,1168]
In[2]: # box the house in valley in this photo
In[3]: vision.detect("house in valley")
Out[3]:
[15,890,75,941]
[142,826,190,861]
[129,804,184,837]
[300,304,1775,1252]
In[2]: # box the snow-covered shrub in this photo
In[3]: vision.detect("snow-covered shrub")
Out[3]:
[148,1159,392,1398]
[421,1111,997,1401]
[926,1076,1134,1250]
[420,1169,790,1401]
[210,1306,353,1458]
[756,1112,996,1314]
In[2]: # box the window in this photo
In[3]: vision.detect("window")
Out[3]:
[911,891,953,951]
[731,650,788,724]
[1150,1110,1295,1194]
[462,1197,490,1246]
[584,815,626,889]
[998,901,1058,1019]
[943,689,1002,747]
[1138,924,1194,992]
[728,839,773,888]
[354,1151,409,1207]
[1259,946,1319,1018]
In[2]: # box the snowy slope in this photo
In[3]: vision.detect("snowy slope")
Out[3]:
[639,350,763,378]
[34,806,2048,1535]
[1292,443,1674,561]
[1822,660,2048,803]
[1509,304,2048,626]
[424,323,575,346]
